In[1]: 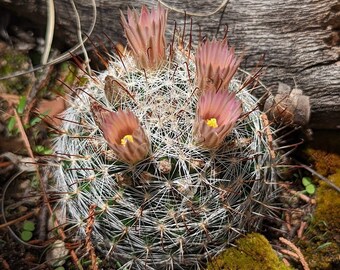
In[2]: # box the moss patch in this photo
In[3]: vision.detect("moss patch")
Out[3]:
[0,43,34,94]
[315,169,340,230]
[206,233,290,270]
[306,149,340,177]
[297,149,340,269]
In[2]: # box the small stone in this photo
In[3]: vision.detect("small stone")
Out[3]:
[46,240,69,267]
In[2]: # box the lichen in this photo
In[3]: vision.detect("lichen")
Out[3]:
[297,149,340,269]
[206,233,290,270]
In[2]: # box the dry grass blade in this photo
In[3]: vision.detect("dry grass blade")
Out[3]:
[299,163,340,192]
[41,0,55,64]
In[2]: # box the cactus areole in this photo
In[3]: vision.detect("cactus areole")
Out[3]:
[54,4,278,269]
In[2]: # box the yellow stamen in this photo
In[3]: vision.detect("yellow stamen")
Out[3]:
[206,118,218,128]
[121,134,134,146]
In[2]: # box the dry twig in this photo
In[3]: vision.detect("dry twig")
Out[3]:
[282,258,291,268]
[0,209,39,230]
[287,189,316,204]
[279,237,310,270]
[279,182,316,204]
[284,212,292,232]
[85,205,98,270]
[299,163,340,193]
[297,221,307,239]
[280,249,299,260]
[261,113,276,159]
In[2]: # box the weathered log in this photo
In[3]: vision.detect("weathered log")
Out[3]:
[1,0,339,130]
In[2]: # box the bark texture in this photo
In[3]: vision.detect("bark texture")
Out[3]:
[1,0,339,129]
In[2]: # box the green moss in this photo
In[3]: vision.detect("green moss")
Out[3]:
[0,47,34,94]
[207,233,290,270]
[306,149,340,177]
[315,169,340,230]
[297,150,340,269]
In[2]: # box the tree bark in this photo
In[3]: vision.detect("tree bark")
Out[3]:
[1,0,339,129]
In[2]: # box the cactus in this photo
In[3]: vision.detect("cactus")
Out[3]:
[53,4,279,269]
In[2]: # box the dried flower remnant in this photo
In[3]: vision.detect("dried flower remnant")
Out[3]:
[194,90,242,149]
[196,39,241,93]
[91,103,150,165]
[264,83,311,127]
[120,5,168,70]
[103,75,125,105]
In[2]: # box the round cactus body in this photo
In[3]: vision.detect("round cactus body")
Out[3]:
[54,5,278,269]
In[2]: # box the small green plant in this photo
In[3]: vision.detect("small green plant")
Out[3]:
[21,220,35,242]
[7,95,27,135]
[7,116,16,133]
[17,95,27,115]
[302,176,315,195]
[7,94,48,135]
[34,144,53,155]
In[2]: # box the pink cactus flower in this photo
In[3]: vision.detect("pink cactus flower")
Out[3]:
[91,103,150,165]
[195,39,241,94]
[121,5,168,70]
[193,90,242,149]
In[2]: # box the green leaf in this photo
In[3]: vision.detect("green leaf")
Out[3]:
[35,145,45,153]
[7,116,16,132]
[54,267,65,270]
[23,220,35,231]
[30,116,42,126]
[43,148,53,155]
[305,184,316,195]
[21,230,33,241]
[302,177,312,187]
[17,96,27,115]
